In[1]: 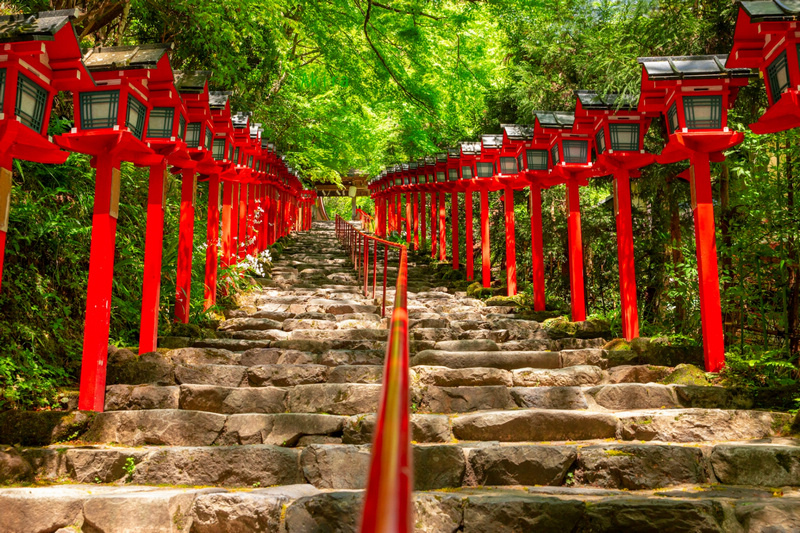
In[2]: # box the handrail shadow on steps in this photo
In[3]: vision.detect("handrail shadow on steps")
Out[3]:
[334,215,412,533]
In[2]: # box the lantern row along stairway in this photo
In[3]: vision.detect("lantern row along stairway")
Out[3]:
[1,221,799,532]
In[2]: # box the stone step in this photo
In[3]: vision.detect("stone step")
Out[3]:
[81,408,792,447]
[22,440,800,491]
[3,483,798,533]
[410,348,606,370]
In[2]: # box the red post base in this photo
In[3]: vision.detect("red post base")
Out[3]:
[504,186,517,296]
[614,171,640,340]
[465,190,474,281]
[175,169,196,324]
[480,189,491,288]
[139,162,167,354]
[78,154,121,412]
[530,185,545,311]
[690,152,725,372]
[567,179,586,322]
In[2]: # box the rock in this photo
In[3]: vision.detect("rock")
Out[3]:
[167,347,240,365]
[107,351,175,385]
[247,364,329,386]
[104,385,180,411]
[343,414,451,444]
[661,364,712,386]
[0,447,33,483]
[413,492,463,533]
[543,317,611,339]
[711,444,800,486]
[283,318,337,331]
[0,410,94,446]
[411,350,560,370]
[179,385,287,414]
[510,387,589,410]
[452,410,618,442]
[414,366,513,387]
[65,448,147,483]
[81,488,207,533]
[218,317,283,331]
[284,491,362,532]
[174,364,247,387]
[418,386,515,413]
[463,494,585,532]
[576,444,706,489]
[301,444,371,488]
[287,384,381,415]
[220,413,347,446]
[585,384,680,410]
[626,337,705,367]
[83,410,227,446]
[133,445,303,486]
[0,485,87,532]
[617,409,789,442]
[512,365,603,387]
[560,349,607,368]
[240,348,314,366]
[414,445,465,490]
[468,445,576,486]
[327,365,383,384]
[190,490,299,532]
[607,365,672,384]
[583,497,729,532]
[433,339,499,352]
[491,319,542,340]
[735,500,800,532]
[410,318,451,329]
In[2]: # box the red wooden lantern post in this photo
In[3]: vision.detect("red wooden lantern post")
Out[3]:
[728,2,800,134]
[138,51,197,354]
[0,11,87,292]
[535,111,604,322]
[445,148,462,270]
[172,70,218,324]
[421,156,436,257]
[411,164,421,249]
[402,163,413,245]
[575,91,657,340]
[637,55,750,372]
[459,143,481,281]
[476,135,503,288]
[57,45,171,412]
[518,125,559,312]
[434,153,448,262]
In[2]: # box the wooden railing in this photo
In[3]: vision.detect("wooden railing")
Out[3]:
[334,215,412,533]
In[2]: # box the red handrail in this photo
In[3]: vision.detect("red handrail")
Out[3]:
[356,208,375,233]
[334,215,412,533]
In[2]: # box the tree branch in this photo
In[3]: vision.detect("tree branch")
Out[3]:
[371,2,441,21]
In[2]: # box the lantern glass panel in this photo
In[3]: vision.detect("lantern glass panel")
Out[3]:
[418,174,425,183]
[212,138,226,160]
[404,177,409,184]
[461,165,473,179]
[80,90,119,130]
[499,157,518,175]
[15,73,48,132]
[436,171,446,182]
[147,107,174,138]
[185,122,202,147]
[683,95,722,130]
[427,174,434,182]
[562,140,587,163]
[204,127,213,150]
[448,168,459,181]
[234,147,240,164]
[126,95,146,139]
[179,114,186,140]
[526,149,548,170]
[476,162,493,177]
[768,50,790,104]
[395,178,402,185]
[667,102,679,133]
[228,144,234,161]
[609,123,640,151]
[248,155,254,168]
[550,145,560,166]
[0,69,5,111]
[595,128,606,154]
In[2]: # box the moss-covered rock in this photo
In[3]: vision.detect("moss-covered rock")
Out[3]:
[485,295,522,307]
[603,339,631,351]
[107,351,176,386]
[0,410,94,446]
[157,336,192,349]
[517,310,563,322]
[660,364,711,386]
[630,337,704,367]
[467,282,495,299]
[792,411,800,435]
[543,317,611,339]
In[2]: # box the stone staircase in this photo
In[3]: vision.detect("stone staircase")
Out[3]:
[1,221,799,532]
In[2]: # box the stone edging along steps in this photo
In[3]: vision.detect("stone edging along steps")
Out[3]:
[1,221,799,532]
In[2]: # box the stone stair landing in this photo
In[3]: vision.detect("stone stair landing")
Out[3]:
[1,221,798,532]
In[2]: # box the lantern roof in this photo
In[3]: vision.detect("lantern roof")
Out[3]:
[174,70,212,93]
[425,155,436,165]
[435,152,448,163]
[232,112,250,129]
[481,134,503,149]
[0,9,79,42]
[534,112,575,130]
[408,161,418,169]
[636,55,750,80]
[448,147,460,159]
[401,163,409,171]
[83,43,172,72]
[249,123,262,139]
[739,0,800,20]
[209,91,232,110]
[501,124,534,140]
[460,142,481,155]
[575,91,639,110]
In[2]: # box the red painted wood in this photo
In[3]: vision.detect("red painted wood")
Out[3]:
[614,171,640,340]
[412,193,419,250]
[529,185,546,311]
[238,181,248,258]
[438,192,446,261]
[690,152,725,372]
[175,169,196,324]
[504,186,517,296]
[451,192,459,270]
[139,162,167,354]
[247,183,257,256]
[221,181,234,268]
[204,174,221,311]
[405,192,412,245]
[567,180,587,322]
[480,189,491,288]
[465,190,474,281]
[430,192,437,258]
[420,193,426,249]
[78,154,120,412]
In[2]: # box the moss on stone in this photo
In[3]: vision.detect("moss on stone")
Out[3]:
[485,295,523,307]
[660,364,711,386]
[604,339,631,351]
